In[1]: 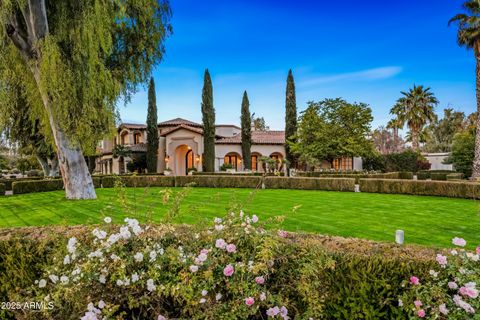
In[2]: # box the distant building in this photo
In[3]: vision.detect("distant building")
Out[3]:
[422,152,453,171]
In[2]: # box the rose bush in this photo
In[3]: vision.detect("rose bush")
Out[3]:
[22,211,296,319]
[400,238,480,319]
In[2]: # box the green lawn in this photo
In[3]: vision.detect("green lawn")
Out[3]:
[0,187,479,248]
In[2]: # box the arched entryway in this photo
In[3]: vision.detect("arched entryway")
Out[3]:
[223,152,242,171]
[174,144,196,175]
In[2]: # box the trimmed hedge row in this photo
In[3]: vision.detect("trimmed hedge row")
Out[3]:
[296,171,412,183]
[359,179,480,199]
[192,172,285,177]
[12,179,64,194]
[264,177,355,191]
[417,170,457,181]
[0,177,45,190]
[175,175,263,188]
[101,175,175,188]
[0,183,5,196]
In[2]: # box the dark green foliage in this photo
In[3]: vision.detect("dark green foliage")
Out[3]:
[0,183,5,196]
[295,172,408,184]
[126,153,147,173]
[285,69,297,170]
[146,77,159,173]
[364,150,427,172]
[445,130,475,178]
[431,172,448,181]
[264,177,355,191]
[290,99,374,167]
[101,175,175,188]
[425,108,465,152]
[202,69,216,172]
[175,175,262,188]
[12,179,64,194]
[398,171,414,179]
[192,172,285,177]
[219,163,233,171]
[359,179,480,199]
[241,91,252,170]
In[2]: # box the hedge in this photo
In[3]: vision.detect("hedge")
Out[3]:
[0,177,45,191]
[295,171,412,183]
[417,170,456,181]
[101,175,175,188]
[0,183,5,196]
[447,173,464,181]
[359,179,480,199]
[0,225,434,320]
[12,179,64,194]
[193,171,285,177]
[175,175,263,188]
[264,177,355,191]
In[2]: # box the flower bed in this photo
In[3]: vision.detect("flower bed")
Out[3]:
[0,213,437,320]
[359,179,480,199]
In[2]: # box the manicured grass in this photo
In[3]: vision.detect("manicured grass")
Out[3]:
[0,187,479,248]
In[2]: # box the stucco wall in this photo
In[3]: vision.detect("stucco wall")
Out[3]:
[424,153,453,171]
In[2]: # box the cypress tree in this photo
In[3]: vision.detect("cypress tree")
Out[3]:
[285,69,297,173]
[241,91,252,170]
[201,69,216,172]
[146,77,159,173]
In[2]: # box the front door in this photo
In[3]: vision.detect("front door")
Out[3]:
[185,150,194,174]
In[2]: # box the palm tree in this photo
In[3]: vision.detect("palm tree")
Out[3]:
[450,1,480,178]
[386,116,404,152]
[390,85,438,150]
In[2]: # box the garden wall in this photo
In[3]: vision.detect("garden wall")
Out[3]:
[359,178,480,199]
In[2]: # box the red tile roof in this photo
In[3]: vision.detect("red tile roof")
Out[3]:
[157,118,202,128]
[118,123,147,130]
[216,131,285,145]
[126,143,147,152]
[160,124,204,136]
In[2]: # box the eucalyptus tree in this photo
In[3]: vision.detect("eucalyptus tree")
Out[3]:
[450,0,480,178]
[0,0,172,198]
[390,85,438,150]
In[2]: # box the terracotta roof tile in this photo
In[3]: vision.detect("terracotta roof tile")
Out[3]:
[216,131,285,145]
[119,123,147,130]
[125,143,147,152]
[160,124,204,136]
[157,118,202,127]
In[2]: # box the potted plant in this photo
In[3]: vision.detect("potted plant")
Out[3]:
[187,167,197,175]
[164,167,172,176]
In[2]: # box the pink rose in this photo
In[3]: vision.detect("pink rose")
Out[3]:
[226,244,237,253]
[477,246,480,255]
[189,265,198,273]
[245,297,254,306]
[200,249,209,255]
[417,309,425,318]
[414,300,422,308]
[252,215,259,223]
[436,254,447,267]
[448,281,458,289]
[459,286,479,299]
[280,306,288,318]
[255,276,265,285]
[410,276,420,285]
[223,264,234,277]
[452,237,466,247]
[277,230,289,238]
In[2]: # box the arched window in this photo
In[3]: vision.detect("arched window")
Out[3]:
[269,152,284,171]
[120,131,129,145]
[224,152,241,170]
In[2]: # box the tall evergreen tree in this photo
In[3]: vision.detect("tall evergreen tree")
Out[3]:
[285,69,297,173]
[146,77,159,173]
[201,69,216,172]
[241,91,252,170]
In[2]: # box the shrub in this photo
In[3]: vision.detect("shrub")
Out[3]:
[400,237,480,319]
[175,175,262,188]
[447,173,464,181]
[2,216,434,319]
[193,172,285,177]
[0,183,4,196]
[417,171,431,180]
[220,163,233,171]
[398,171,414,180]
[12,179,64,194]
[264,177,355,191]
[101,175,175,188]
[0,177,45,191]
[431,172,448,181]
[359,179,480,199]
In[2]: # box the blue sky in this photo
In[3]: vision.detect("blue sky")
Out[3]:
[120,0,475,130]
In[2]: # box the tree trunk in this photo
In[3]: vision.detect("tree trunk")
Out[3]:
[36,155,50,176]
[412,128,419,151]
[32,67,96,199]
[472,49,480,179]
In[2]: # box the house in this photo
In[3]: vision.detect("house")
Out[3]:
[422,152,454,171]
[96,117,364,175]
[96,118,287,175]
